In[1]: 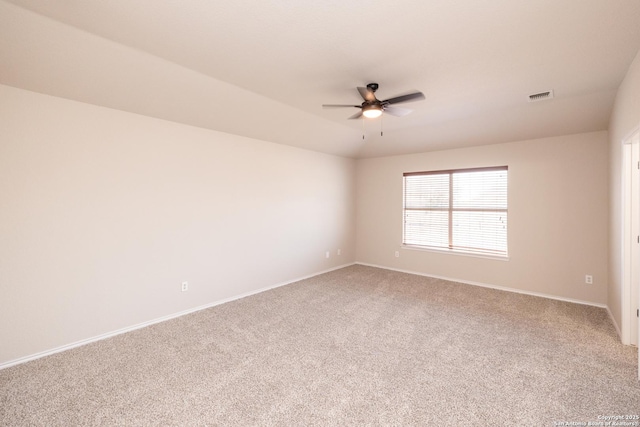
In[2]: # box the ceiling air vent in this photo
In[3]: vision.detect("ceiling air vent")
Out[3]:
[528,90,554,102]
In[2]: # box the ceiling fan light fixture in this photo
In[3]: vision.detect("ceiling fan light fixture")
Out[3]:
[362,105,383,118]
[322,83,424,120]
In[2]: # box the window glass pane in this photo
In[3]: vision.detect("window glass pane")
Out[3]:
[452,210,507,255]
[403,210,448,248]
[453,169,507,210]
[404,174,449,209]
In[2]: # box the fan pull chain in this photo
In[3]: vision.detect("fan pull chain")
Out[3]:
[381,114,384,137]
[362,117,365,140]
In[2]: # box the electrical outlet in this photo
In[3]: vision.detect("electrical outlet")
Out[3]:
[395,251,400,258]
[585,275,593,285]
[181,281,189,292]
[325,251,330,259]
[337,248,341,256]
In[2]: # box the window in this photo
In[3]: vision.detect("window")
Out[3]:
[403,166,508,257]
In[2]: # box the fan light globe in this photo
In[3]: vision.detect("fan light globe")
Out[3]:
[362,106,383,119]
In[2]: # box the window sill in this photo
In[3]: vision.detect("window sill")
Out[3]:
[401,245,510,261]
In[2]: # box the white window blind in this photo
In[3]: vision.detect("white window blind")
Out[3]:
[403,166,508,257]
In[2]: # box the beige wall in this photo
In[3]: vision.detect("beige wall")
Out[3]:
[356,131,609,305]
[0,84,356,365]
[608,50,640,333]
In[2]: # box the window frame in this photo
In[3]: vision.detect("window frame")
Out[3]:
[402,166,508,259]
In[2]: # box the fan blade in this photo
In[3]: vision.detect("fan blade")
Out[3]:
[348,110,363,120]
[322,104,360,108]
[357,87,376,102]
[384,106,413,117]
[383,91,425,105]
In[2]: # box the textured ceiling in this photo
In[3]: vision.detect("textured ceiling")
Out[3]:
[1,0,639,158]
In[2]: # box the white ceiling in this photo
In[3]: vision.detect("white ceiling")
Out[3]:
[1,0,639,158]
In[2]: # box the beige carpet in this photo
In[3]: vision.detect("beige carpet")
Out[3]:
[1,265,638,426]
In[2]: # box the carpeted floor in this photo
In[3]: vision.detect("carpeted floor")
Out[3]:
[1,265,639,426]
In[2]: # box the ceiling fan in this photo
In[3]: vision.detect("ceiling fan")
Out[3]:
[322,83,425,119]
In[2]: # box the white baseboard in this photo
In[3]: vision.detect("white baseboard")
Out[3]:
[0,262,356,371]
[356,262,608,309]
